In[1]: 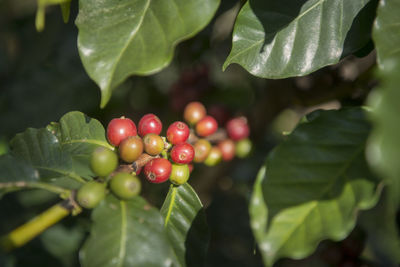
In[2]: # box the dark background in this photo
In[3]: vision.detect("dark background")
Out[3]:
[0,0,378,266]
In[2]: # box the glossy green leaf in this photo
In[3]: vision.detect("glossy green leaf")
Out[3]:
[10,128,85,187]
[161,184,209,267]
[224,0,372,78]
[80,195,178,267]
[249,108,380,266]
[372,0,400,68]
[76,0,220,107]
[49,111,113,179]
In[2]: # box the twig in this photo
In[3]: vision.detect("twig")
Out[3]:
[187,129,227,144]
[0,193,80,252]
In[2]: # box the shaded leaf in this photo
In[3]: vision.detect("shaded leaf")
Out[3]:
[372,0,400,68]
[359,186,400,266]
[224,0,372,78]
[0,154,39,198]
[40,223,85,267]
[364,2,400,262]
[60,1,71,23]
[161,184,209,267]
[10,128,85,188]
[80,195,178,267]
[249,108,380,266]
[368,0,400,205]
[0,154,38,183]
[76,0,220,107]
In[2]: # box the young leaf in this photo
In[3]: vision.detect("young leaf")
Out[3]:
[80,195,178,267]
[249,108,380,266]
[10,128,85,187]
[161,184,209,267]
[76,0,220,108]
[224,0,373,78]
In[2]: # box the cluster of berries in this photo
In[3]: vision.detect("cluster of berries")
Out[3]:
[76,102,251,209]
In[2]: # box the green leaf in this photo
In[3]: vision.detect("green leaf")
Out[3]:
[80,195,178,267]
[368,0,400,205]
[0,154,39,198]
[249,108,380,266]
[359,186,400,266]
[224,0,372,78]
[161,184,209,267]
[76,0,220,108]
[40,223,85,267]
[372,0,400,68]
[0,154,38,183]
[49,111,113,179]
[10,128,85,187]
[365,2,400,259]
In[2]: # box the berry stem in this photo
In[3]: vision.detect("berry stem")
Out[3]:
[113,153,157,174]
[187,128,227,144]
[0,195,81,252]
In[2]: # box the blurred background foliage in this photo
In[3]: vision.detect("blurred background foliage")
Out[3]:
[0,0,386,266]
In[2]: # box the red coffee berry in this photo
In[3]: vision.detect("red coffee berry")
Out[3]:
[107,117,137,146]
[171,143,194,164]
[193,139,212,163]
[143,133,165,156]
[144,158,172,183]
[118,136,143,163]
[218,139,236,161]
[226,116,250,141]
[196,115,218,137]
[167,121,190,145]
[184,102,206,125]
[138,113,162,137]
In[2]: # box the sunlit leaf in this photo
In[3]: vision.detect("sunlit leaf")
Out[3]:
[224,0,373,78]
[161,184,209,267]
[80,195,178,267]
[76,0,220,107]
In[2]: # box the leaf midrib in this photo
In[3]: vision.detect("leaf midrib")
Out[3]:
[117,201,128,267]
[62,139,114,150]
[106,0,152,90]
[268,143,365,260]
[164,185,177,227]
[226,0,327,64]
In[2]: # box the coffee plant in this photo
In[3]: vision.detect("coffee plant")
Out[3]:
[0,0,399,266]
